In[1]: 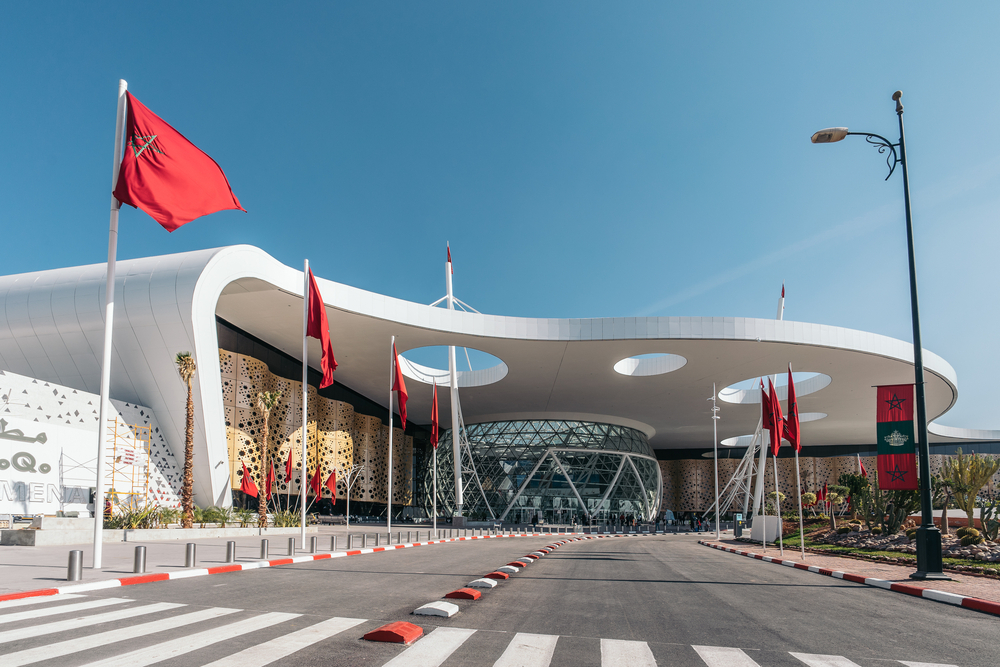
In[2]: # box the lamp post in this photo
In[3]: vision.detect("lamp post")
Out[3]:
[811,90,946,580]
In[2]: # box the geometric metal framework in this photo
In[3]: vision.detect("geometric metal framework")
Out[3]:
[423,420,662,523]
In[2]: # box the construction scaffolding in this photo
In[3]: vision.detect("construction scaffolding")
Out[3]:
[105,419,152,510]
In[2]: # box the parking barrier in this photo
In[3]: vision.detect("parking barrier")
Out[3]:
[67,550,83,581]
[133,546,146,573]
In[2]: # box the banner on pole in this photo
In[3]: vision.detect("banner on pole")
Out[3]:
[875,384,918,490]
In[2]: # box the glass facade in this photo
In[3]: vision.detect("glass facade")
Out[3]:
[422,420,662,523]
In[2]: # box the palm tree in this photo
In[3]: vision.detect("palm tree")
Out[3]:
[175,352,197,529]
[256,390,282,528]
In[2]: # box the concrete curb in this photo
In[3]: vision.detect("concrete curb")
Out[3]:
[698,540,1000,618]
[0,531,582,603]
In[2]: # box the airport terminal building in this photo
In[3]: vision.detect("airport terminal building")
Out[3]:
[0,245,995,521]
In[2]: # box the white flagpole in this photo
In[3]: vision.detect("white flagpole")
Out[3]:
[447,246,463,517]
[93,79,128,569]
[711,383,720,540]
[300,260,309,545]
[387,336,394,534]
[433,383,438,535]
[795,449,805,560]
[773,451,783,556]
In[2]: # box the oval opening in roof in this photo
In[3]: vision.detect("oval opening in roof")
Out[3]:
[398,345,507,388]
[613,353,687,377]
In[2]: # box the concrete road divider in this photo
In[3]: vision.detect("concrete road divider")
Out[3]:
[508,560,529,567]
[497,565,519,574]
[466,578,498,589]
[444,588,482,600]
[484,571,510,580]
[414,601,460,617]
[363,621,423,644]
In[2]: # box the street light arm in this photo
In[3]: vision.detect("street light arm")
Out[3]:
[845,132,900,180]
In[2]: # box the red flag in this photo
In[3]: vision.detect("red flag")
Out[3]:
[265,461,275,500]
[430,383,439,450]
[310,465,321,497]
[769,377,783,456]
[325,470,337,495]
[284,448,293,484]
[113,92,244,232]
[239,462,258,498]
[392,343,408,429]
[760,381,774,433]
[447,244,453,274]
[783,364,801,453]
[876,384,917,490]
[858,455,868,477]
[307,269,337,388]
[821,483,828,502]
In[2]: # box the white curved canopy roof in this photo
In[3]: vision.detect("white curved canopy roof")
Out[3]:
[0,245,967,504]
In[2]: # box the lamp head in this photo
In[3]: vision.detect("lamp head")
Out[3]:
[811,127,849,144]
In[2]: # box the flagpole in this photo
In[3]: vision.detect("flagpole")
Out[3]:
[432,382,438,535]
[446,246,463,518]
[773,453,783,556]
[92,79,128,570]
[387,336,394,534]
[794,450,805,560]
[710,384,720,540]
[300,259,309,545]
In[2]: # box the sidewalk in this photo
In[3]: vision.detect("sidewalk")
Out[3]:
[0,524,516,597]
[702,537,1000,604]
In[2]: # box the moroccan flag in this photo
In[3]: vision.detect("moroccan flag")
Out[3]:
[760,381,774,433]
[817,484,826,502]
[284,448,293,484]
[858,454,868,477]
[113,92,244,232]
[768,377,783,456]
[325,469,337,496]
[307,269,337,388]
[783,364,801,452]
[430,383,439,449]
[239,462,258,498]
[447,244,453,273]
[310,465,321,497]
[392,343,408,429]
[265,461,275,500]
[876,384,918,490]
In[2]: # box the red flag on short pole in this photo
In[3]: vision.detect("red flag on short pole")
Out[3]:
[285,448,293,484]
[392,343,408,429]
[768,378,783,456]
[783,365,800,452]
[113,92,244,231]
[325,470,337,496]
[306,269,337,388]
[240,462,258,498]
[430,383,439,450]
[265,461,275,500]
[310,465,321,497]
[858,454,868,477]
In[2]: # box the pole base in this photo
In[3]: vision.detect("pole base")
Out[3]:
[910,526,950,581]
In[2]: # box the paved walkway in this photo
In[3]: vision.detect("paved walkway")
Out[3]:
[704,537,1000,603]
[0,524,564,596]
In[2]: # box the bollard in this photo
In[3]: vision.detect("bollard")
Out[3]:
[261,539,269,559]
[407,530,412,543]
[133,546,146,574]
[331,535,337,551]
[347,534,353,549]
[67,550,83,581]
[376,533,382,547]
[397,531,402,545]
[288,537,295,556]
[362,533,368,548]
[185,543,197,568]
[226,541,236,563]
[310,536,318,553]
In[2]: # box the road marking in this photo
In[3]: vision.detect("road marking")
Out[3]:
[198,616,367,667]
[382,627,477,667]
[80,611,300,667]
[2,606,239,667]
[692,645,761,666]
[493,632,558,667]
[600,638,656,667]
[898,663,959,667]
[790,654,864,666]
[0,601,183,643]
[0,593,81,609]
[0,596,130,623]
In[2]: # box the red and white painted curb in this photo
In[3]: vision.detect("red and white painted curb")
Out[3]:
[0,531,583,604]
[699,540,1000,618]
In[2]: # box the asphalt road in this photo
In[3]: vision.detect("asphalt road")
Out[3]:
[0,534,993,666]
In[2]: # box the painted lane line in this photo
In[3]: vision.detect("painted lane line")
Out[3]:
[692,645,761,666]
[789,653,863,666]
[600,638,656,667]
[0,601,183,644]
[898,662,960,667]
[382,626,477,667]
[193,616,366,667]
[2,606,239,667]
[0,593,82,609]
[493,632,558,667]
[80,610,300,667]
[0,596,131,623]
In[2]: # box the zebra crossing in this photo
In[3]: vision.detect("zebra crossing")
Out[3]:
[0,593,961,667]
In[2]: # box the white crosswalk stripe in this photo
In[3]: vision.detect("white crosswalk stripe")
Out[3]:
[382,627,478,667]
[0,594,963,667]
[199,616,367,667]
[0,596,131,623]
[493,632,558,667]
[0,601,183,643]
[601,638,657,667]
[693,645,761,666]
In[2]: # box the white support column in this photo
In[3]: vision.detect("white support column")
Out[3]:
[387,336,394,533]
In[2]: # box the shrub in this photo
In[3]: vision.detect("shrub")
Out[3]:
[956,526,979,539]
[906,528,918,540]
[961,534,985,547]
[837,526,851,534]
[871,526,883,535]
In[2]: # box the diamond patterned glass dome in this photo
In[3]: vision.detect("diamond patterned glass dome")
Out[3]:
[422,420,662,523]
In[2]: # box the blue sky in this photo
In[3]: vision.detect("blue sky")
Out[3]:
[2,3,998,428]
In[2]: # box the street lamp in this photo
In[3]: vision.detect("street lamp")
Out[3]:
[811,90,947,580]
